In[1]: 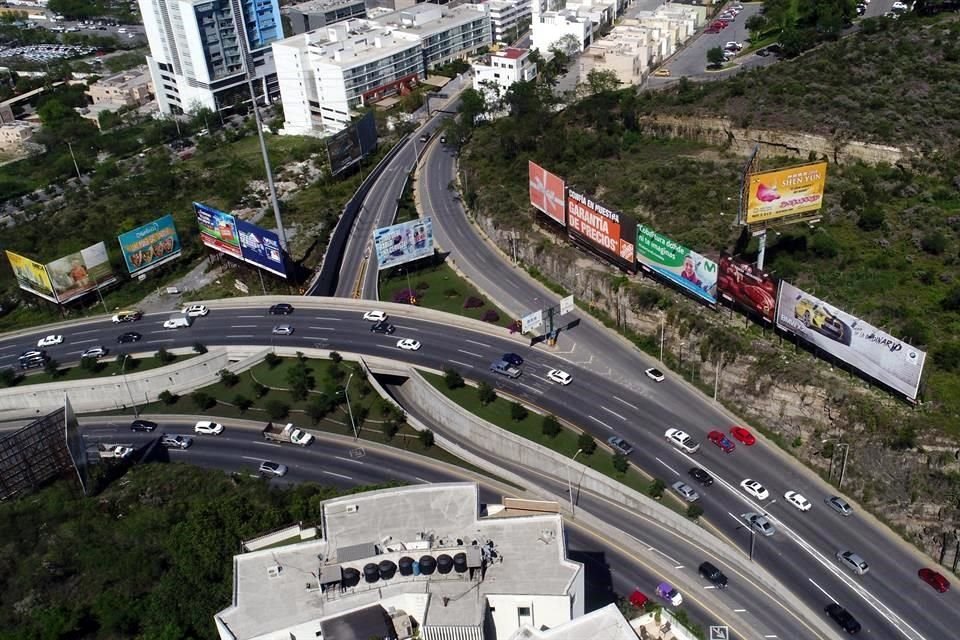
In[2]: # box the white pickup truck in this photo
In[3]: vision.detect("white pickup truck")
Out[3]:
[261,422,314,446]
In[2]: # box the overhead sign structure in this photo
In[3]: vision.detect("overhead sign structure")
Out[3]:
[776,281,926,399]
[521,310,543,333]
[373,218,434,270]
[45,242,117,304]
[5,250,57,303]
[117,214,182,276]
[567,188,636,272]
[745,161,828,226]
[717,253,777,322]
[528,161,567,226]
[237,219,287,278]
[560,295,574,316]
[636,226,718,305]
[195,202,242,259]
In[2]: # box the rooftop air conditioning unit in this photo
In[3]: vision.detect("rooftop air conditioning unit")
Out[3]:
[346,504,359,514]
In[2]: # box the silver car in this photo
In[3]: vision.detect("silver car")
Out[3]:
[742,512,775,537]
[672,481,700,502]
[272,324,294,336]
[825,495,853,516]
[836,550,869,575]
[259,461,288,477]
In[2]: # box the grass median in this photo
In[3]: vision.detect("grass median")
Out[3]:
[6,351,196,388]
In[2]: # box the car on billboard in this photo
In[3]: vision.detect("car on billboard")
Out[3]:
[794,295,852,346]
[717,254,777,322]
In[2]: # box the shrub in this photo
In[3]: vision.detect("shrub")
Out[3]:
[857,209,885,231]
[900,318,929,347]
[265,399,289,419]
[218,369,239,387]
[444,287,459,298]
[416,281,430,290]
[542,414,561,438]
[330,351,343,364]
[392,288,417,304]
[0,368,19,387]
[811,232,839,258]
[80,356,101,373]
[941,286,960,312]
[648,478,666,498]
[191,391,215,410]
[510,402,528,422]
[921,231,948,255]
[444,368,465,389]
[507,319,521,334]
[612,453,629,474]
[156,347,176,364]
[419,429,435,448]
[253,382,269,398]
[481,309,500,323]
[578,432,597,455]
[463,296,485,309]
[477,381,496,405]
[264,352,282,368]
[634,288,661,309]
[192,342,207,354]
[382,420,399,441]
[43,359,61,378]
[158,390,178,405]
[686,504,704,519]
[233,395,253,412]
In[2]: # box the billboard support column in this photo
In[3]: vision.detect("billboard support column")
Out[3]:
[246,78,288,251]
[257,267,266,295]
[757,230,768,271]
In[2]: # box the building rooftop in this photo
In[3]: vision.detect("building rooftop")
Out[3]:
[93,66,151,89]
[496,47,527,60]
[372,3,490,38]
[513,603,640,640]
[274,19,422,68]
[285,0,364,11]
[216,483,582,640]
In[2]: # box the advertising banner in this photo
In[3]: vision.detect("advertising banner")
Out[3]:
[560,295,574,316]
[5,250,57,303]
[117,214,182,276]
[636,226,718,305]
[237,219,287,278]
[522,309,543,333]
[328,112,378,176]
[776,281,926,399]
[373,218,434,270]
[194,202,242,259]
[717,253,777,322]
[567,188,635,271]
[45,242,117,304]
[746,162,828,226]
[528,161,567,226]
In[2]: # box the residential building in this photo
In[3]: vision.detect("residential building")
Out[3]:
[272,20,423,135]
[372,3,493,71]
[485,0,531,45]
[85,66,154,108]
[215,483,590,640]
[0,122,33,153]
[283,0,366,35]
[473,46,537,114]
[530,9,592,55]
[138,0,284,115]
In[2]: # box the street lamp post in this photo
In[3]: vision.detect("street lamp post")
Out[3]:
[116,354,139,418]
[659,313,665,362]
[343,372,359,440]
[566,448,584,515]
[713,351,722,401]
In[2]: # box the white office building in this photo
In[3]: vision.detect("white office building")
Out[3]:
[372,3,493,71]
[139,0,284,115]
[485,0,532,45]
[283,0,367,35]
[214,483,594,640]
[473,46,537,114]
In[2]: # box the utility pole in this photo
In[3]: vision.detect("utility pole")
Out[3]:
[566,448,584,515]
[66,141,82,180]
[343,372,358,439]
[714,352,722,401]
[659,314,665,362]
[246,78,287,250]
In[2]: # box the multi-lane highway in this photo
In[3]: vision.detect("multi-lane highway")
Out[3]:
[4,302,957,639]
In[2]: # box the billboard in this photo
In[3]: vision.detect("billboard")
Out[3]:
[195,202,242,258]
[776,281,926,399]
[635,226,717,305]
[560,295,574,316]
[373,218,434,270]
[521,310,543,333]
[5,250,57,303]
[328,112,378,176]
[45,242,117,304]
[717,253,777,322]
[237,219,287,278]
[117,214,182,276]
[528,161,567,225]
[745,162,828,226]
[567,188,636,272]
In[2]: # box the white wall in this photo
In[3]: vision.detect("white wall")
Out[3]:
[487,594,573,639]
[273,40,315,135]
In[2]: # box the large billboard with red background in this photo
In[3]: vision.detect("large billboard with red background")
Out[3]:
[528,161,567,226]
[717,253,777,322]
[567,188,636,272]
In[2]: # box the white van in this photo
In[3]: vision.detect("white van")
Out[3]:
[163,313,192,329]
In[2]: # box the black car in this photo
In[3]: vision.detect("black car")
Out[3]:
[117,332,142,343]
[269,303,294,315]
[19,349,46,360]
[371,321,395,334]
[688,467,714,486]
[825,603,861,634]
[130,419,157,432]
[698,561,728,588]
[502,353,524,366]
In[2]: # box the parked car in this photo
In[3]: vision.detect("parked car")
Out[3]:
[160,433,192,449]
[699,561,728,588]
[826,495,853,516]
[607,436,634,455]
[656,582,683,606]
[653,68,671,77]
[130,419,157,432]
[269,303,294,315]
[825,603,862,634]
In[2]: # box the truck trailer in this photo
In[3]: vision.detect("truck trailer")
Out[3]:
[261,422,314,446]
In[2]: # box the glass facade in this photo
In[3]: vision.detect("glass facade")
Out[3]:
[193,0,282,81]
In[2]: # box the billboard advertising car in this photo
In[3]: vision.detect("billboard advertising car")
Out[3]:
[567,188,636,272]
[776,281,926,399]
[237,219,287,278]
[328,112,378,176]
[528,161,567,226]
[5,250,57,303]
[117,214,182,276]
[636,226,718,305]
[373,218,434,270]
[45,242,117,304]
[717,253,777,322]
[194,202,242,259]
[745,161,828,226]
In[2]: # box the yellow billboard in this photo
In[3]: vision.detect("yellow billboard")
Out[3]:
[5,250,58,303]
[745,162,828,226]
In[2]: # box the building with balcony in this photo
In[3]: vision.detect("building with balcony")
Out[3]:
[283,0,367,35]
[473,46,537,115]
[372,3,493,71]
[485,0,531,45]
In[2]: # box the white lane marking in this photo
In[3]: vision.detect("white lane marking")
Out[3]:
[465,339,491,348]
[150,338,175,343]
[601,405,626,420]
[648,546,680,565]
[589,415,613,430]
[72,338,97,345]
[613,395,639,410]
[335,456,365,465]
[238,315,263,318]
[515,381,542,395]
[315,316,343,321]
[674,564,684,569]
[231,324,257,328]
[241,455,266,462]
[323,470,352,480]
[305,337,330,342]
[808,578,835,603]
[655,457,679,476]
[308,326,335,331]
[764,635,778,639]
[394,324,420,332]
[733,608,747,613]
[253,441,282,448]
[225,335,254,339]
[530,374,550,383]
[449,359,473,368]
[456,349,482,358]
[72,329,99,336]
[415,476,430,483]
[0,344,19,352]
[704,585,716,590]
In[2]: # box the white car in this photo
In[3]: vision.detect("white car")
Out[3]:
[547,369,572,385]
[182,304,209,317]
[397,338,421,351]
[664,428,700,454]
[725,41,743,51]
[272,324,294,336]
[363,310,388,322]
[194,420,224,435]
[740,479,769,501]
[784,490,812,512]
[81,346,108,359]
[891,0,907,8]
[37,334,63,348]
[645,367,665,382]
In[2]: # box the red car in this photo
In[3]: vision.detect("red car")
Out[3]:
[919,568,950,592]
[629,590,649,608]
[730,426,756,446]
[711,20,729,29]
[708,430,736,453]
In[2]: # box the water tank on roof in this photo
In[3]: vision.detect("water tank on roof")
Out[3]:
[379,559,397,580]
[398,556,415,576]
[342,567,361,588]
[453,552,468,574]
[437,554,453,575]
[364,563,380,583]
[419,555,437,575]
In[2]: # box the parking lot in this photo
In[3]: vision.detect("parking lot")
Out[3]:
[0,44,97,62]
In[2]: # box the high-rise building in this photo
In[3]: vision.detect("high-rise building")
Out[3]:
[139,0,284,115]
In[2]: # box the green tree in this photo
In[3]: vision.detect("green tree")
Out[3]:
[307,393,334,423]
[382,420,399,441]
[477,381,497,405]
[578,432,597,455]
[612,453,629,474]
[286,361,314,401]
[648,478,666,498]
[233,394,253,413]
[444,368,465,389]
[330,351,343,364]
[510,401,528,422]
[191,391,215,410]
[193,342,207,354]
[80,356,101,373]
[158,390,178,405]
[156,347,176,365]
[687,504,704,519]
[265,399,289,420]
[857,209,885,231]
[0,367,19,387]
[253,382,269,398]
[419,429,435,448]
[218,368,239,387]
[542,414,562,437]
[707,47,726,68]
[43,358,60,378]
[264,352,282,368]
[585,69,621,95]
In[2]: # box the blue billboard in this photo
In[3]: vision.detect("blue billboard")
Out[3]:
[373,218,434,270]
[237,219,287,278]
[117,214,182,276]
